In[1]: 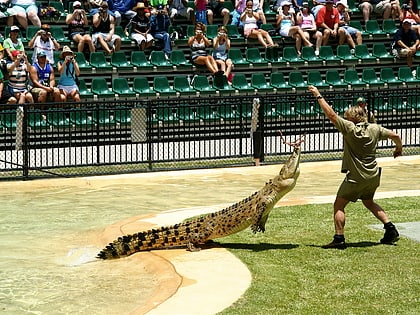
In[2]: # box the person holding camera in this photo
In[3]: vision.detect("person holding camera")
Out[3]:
[296,2,322,56]
[150,4,172,59]
[28,24,60,66]
[400,0,420,35]
[29,51,63,104]
[67,1,96,54]
[213,26,233,79]
[241,0,276,48]
[126,2,154,51]
[92,1,121,55]
[2,25,25,61]
[188,22,219,74]
[57,46,81,103]
[6,50,34,104]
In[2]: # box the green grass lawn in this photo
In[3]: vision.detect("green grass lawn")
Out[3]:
[217,196,420,315]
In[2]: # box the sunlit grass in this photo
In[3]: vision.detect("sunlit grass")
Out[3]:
[218,197,420,315]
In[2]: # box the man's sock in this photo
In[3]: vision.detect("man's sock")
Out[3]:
[333,234,345,243]
[384,222,396,230]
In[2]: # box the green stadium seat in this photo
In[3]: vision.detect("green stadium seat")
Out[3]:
[282,47,305,65]
[336,45,358,64]
[27,110,49,130]
[246,47,268,66]
[347,0,359,13]
[133,77,156,97]
[288,71,308,90]
[77,78,94,99]
[397,66,420,85]
[150,50,173,69]
[213,74,235,94]
[318,45,341,65]
[153,76,177,96]
[114,25,132,45]
[50,26,70,44]
[251,73,274,93]
[26,25,40,42]
[362,68,385,88]
[74,52,92,71]
[380,68,402,87]
[110,51,134,70]
[192,75,217,94]
[270,72,291,91]
[301,46,321,65]
[382,19,398,37]
[343,69,366,88]
[325,70,348,89]
[226,24,242,40]
[228,48,250,67]
[265,46,286,65]
[173,76,197,96]
[112,78,136,97]
[70,110,96,126]
[114,108,131,125]
[170,50,193,69]
[231,73,255,94]
[95,108,117,126]
[91,78,115,98]
[365,20,385,38]
[348,20,370,38]
[372,43,394,62]
[90,52,113,71]
[130,51,153,70]
[206,25,219,39]
[48,110,73,128]
[307,70,329,89]
[354,44,376,63]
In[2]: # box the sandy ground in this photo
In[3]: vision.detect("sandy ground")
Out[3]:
[4,155,420,314]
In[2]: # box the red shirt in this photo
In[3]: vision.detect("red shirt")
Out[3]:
[316,6,340,29]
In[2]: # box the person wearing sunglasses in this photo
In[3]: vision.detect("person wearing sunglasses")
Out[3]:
[188,22,219,74]
[92,1,122,54]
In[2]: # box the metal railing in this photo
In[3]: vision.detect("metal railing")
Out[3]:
[1,88,419,180]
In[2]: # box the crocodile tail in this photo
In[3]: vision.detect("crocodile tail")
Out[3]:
[97,224,192,259]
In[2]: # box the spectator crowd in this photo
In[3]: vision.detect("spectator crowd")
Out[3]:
[1,0,420,107]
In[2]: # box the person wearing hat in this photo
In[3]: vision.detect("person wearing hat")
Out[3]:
[2,26,25,60]
[336,1,362,51]
[28,24,61,66]
[315,0,345,46]
[6,50,34,104]
[276,1,314,54]
[308,84,402,249]
[391,19,419,67]
[356,97,376,123]
[29,51,63,104]
[57,46,81,102]
[296,2,323,56]
[92,1,122,55]
[126,2,154,51]
[10,0,41,29]
[66,1,96,54]
[149,4,172,58]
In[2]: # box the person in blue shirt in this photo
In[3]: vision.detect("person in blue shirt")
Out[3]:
[107,0,137,25]
[57,46,81,102]
[150,4,172,58]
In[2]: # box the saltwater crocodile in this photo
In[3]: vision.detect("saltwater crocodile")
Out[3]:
[97,143,302,259]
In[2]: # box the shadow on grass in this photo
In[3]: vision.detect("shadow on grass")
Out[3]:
[218,242,299,251]
[307,241,383,248]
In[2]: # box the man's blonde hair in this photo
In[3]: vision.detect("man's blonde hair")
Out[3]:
[344,106,368,123]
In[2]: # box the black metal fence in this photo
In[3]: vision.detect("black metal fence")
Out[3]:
[1,88,419,180]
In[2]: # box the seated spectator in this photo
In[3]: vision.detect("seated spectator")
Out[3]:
[57,46,81,102]
[336,1,362,50]
[311,0,325,19]
[250,0,266,24]
[213,26,233,79]
[391,19,419,68]
[127,2,154,51]
[241,0,276,48]
[11,0,41,29]
[188,22,219,74]
[276,1,313,54]
[67,1,96,54]
[168,0,195,24]
[207,0,231,25]
[231,0,246,28]
[29,51,63,104]
[296,2,322,56]
[92,1,122,54]
[0,0,17,27]
[400,0,420,36]
[150,4,172,58]
[107,0,137,25]
[7,50,34,104]
[358,0,397,23]
[28,24,60,66]
[0,44,17,104]
[3,26,25,60]
[195,0,209,25]
[315,0,345,46]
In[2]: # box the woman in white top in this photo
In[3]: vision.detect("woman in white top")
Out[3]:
[296,2,322,55]
[240,0,276,48]
[276,1,313,54]
[212,26,233,79]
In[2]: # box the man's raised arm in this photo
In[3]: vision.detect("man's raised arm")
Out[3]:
[308,85,338,124]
